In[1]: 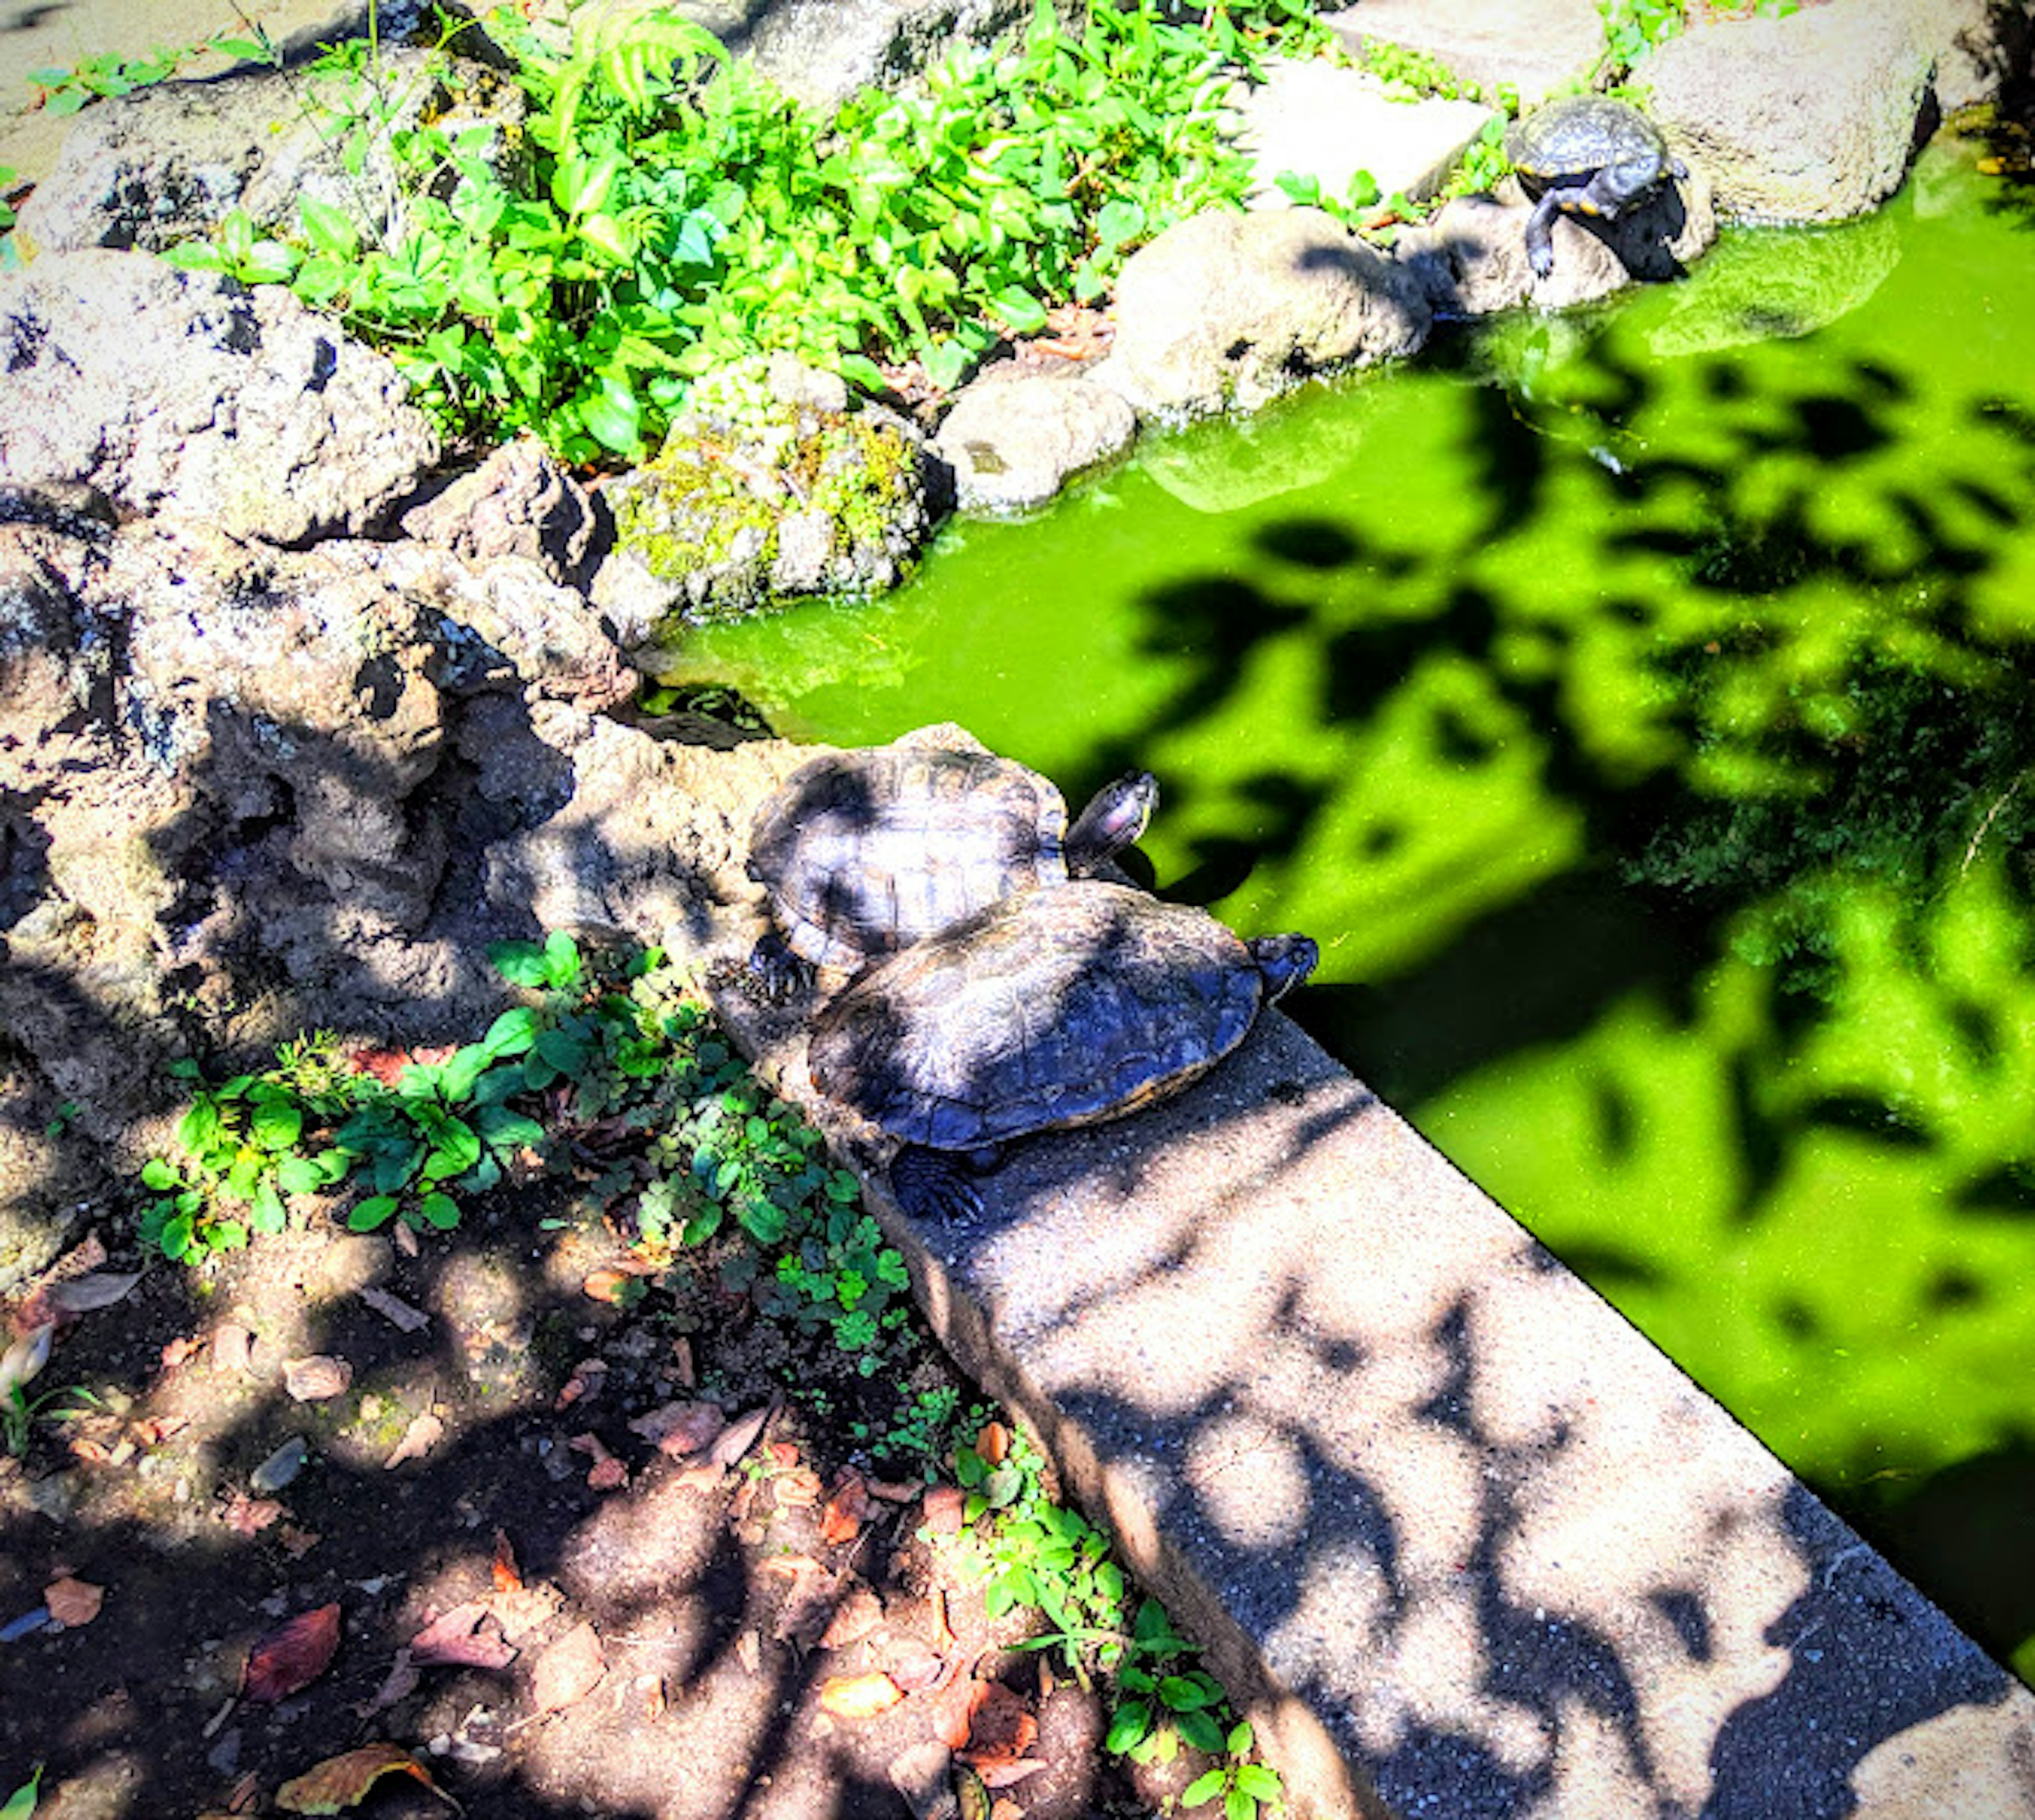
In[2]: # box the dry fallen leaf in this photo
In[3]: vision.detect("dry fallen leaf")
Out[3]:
[222,1493,285,1537]
[411,1601,516,1671]
[817,1583,884,1652]
[382,1412,444,1470]
[45,1576,103,1627]
[357,1286,430,1334]
[626,1399,725,1457]
[958,1682,1037,1768]
[160,1334,205,1370]
[818,1670,905,1719]
[822,1471,872,1545]
[768,1439,802,1469]
[773,1467,823,1508]
[282,1355,353,1402]
[276,1742,458,1814]
[47,1270,144,1314]
[709,1404,774,1470]
[213,1324,255,1376]
[530,1621,605,1712]
[0,1323,53,1398]
[554,1358,607,1409]
[568,1431,628,1490]
[580,1268,633,1304]
[736,1630,762,1674]
[359,1648,420,1717]
[882,1635,949,1692]
[974,1422,1010,1467]
[245,1602,342,1702]
[488,1582,564,1641]
[492,1529,522,1592]
[977,1760,1049,1790]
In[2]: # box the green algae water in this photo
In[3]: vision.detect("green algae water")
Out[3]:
[668,138,2035,1674]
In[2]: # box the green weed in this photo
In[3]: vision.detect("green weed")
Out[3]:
[22,27,270,117]
[1,1766,41,1820]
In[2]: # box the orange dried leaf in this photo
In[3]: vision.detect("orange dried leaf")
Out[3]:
[411,1601,516,1670]
[768,1439,801,1469]
[818,1671,905,1719]
[222,1493,285,1537]
[581,1268,631,1304]
[45,1576,103,1627]
[774,1466,823,1508]
[821,1471,871,1545]
[276,1742,458,1814]
[974,1422,1010,1466]
[626,1399,725,1457]
[491,1529,523,1593]
[960,1681,1037,1765]
[245,1602,342,1701]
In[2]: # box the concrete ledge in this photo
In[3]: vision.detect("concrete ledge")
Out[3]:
[707,749,2035,1818]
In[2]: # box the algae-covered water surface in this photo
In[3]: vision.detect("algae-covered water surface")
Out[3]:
[669,139,2035,1674]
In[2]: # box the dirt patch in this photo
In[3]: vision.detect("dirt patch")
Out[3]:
[0,1171,1207,1819]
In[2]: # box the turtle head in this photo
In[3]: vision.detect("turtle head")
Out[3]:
[1065,770,1159,874]
[1248,933,1319,1006]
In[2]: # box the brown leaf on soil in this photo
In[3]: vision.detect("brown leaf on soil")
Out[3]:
[709,1403,774,1469]
[488,1581,564,1641]
[958,1682,1037,1767]
[358,1286,430,1334]
[383,1412,444,1470]
[817,1583,884,1651]
[67,1436,116,1466]
[670,1335,697,1388]
[47,1270,143,1314]
[919,1486,966,1536]
[213,1324,254,1375]
[768,1439,802,1469]
[411,1601,517,1670]
[245,1602,342,1701]
[931,1589,957,1654]
[568,1431,628,1490]
[554,1358,608,1408]
[977,1760,1049,1790]
[160,1334,205,1370]
[580,1268,633,1304]
[130,1412,190,1447]
[932,1676,983,1751]
[626,1399,725,1457]
[492,1529,523,1592]
[881,1635,949,1692]
[279,1525,322,1560]
[866,1478,922,1504]
[45,1576,103,1627]
[822,1471,872,1545]
[531,1621,605,1712]
[818,1671,905,1718]
[393,1220,420,1259]
[757,1553,825,1581]
[736,1629,762,1674]
[974,1422,1010,1467]
[276,1742,459,1814]
[773,1466,823,1508]
[222,1492,285,1536]
[282,1355,353,1401]
[359,1648,420,1717]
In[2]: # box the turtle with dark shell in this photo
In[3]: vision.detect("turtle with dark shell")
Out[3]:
[1505,95,1688,279]
[745,744,1158,1000]
[806,879,1319,1221]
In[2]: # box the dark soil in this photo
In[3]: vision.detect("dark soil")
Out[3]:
[0,1176,1202,1819]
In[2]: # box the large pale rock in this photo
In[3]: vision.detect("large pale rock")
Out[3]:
[741,0,1052,113]
[933,369,1137,513]
[0,251,438,545]
[1901,0,2031,112]
[17,50,525,256]
[1326,0,1606,108]
[1097,207,1430,420]
[1636,0,1935,223]
[1227,59,1499,210]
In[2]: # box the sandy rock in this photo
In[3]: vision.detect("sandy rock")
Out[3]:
[1228,58,1499,211]
[1096,207,1431,420]
[1637,0,1935,223]
[1326,0,1606,109]
[19,49,525,257]
[402,439,599,589]
[0,251,438,545]
[933,370,1137,514]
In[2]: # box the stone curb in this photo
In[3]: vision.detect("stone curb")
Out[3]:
[711,896,2035,1820]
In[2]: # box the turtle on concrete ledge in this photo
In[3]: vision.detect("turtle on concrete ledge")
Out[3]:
[1506,95,1689,278]
[745,745,1157,1000]
[807,879,1319,1221]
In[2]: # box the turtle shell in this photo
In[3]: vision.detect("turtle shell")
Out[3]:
[807,880,1267,1151]
[1506,95,1669,184]
[749,746,1072,970]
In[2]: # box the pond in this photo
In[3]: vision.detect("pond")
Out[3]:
[665,134,2035,1680]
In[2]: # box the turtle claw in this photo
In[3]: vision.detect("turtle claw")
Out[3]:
[743,932,814,1005]
[891,1147,984,1222]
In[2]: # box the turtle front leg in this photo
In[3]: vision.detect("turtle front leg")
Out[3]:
[1523,189,1563,279]
[742,930,815,1004]
[891,1144,1002,1222]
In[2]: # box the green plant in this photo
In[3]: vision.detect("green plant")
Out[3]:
[1272,165,1380,226]
[1182,1721,1286,1818]
[22,27,269,116]
[1444,114,1514,199]
[2,1765,41,1819]
[1598,0,1686,79]
[1,1380,100,1460]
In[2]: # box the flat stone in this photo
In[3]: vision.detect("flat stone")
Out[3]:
[1227,60,1498,210]
[1326,0,1606,109]
[933,369,1137,514]
[712,726,2035,1820]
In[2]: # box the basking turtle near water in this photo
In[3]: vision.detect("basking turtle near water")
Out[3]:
[1506,95,1688,279]
[745,745,1158,999]
[807,879,1319,1221]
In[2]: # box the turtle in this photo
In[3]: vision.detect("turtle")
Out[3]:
[806,878,1319,1221]
[744,744,1158,1000]
[1505,95,1688,279]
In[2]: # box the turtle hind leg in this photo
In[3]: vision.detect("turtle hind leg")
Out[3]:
[742,930,815,1004]
[891,1145,998,1222]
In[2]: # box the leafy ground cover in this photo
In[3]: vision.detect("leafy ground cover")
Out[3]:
[0,942,1285,1819]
